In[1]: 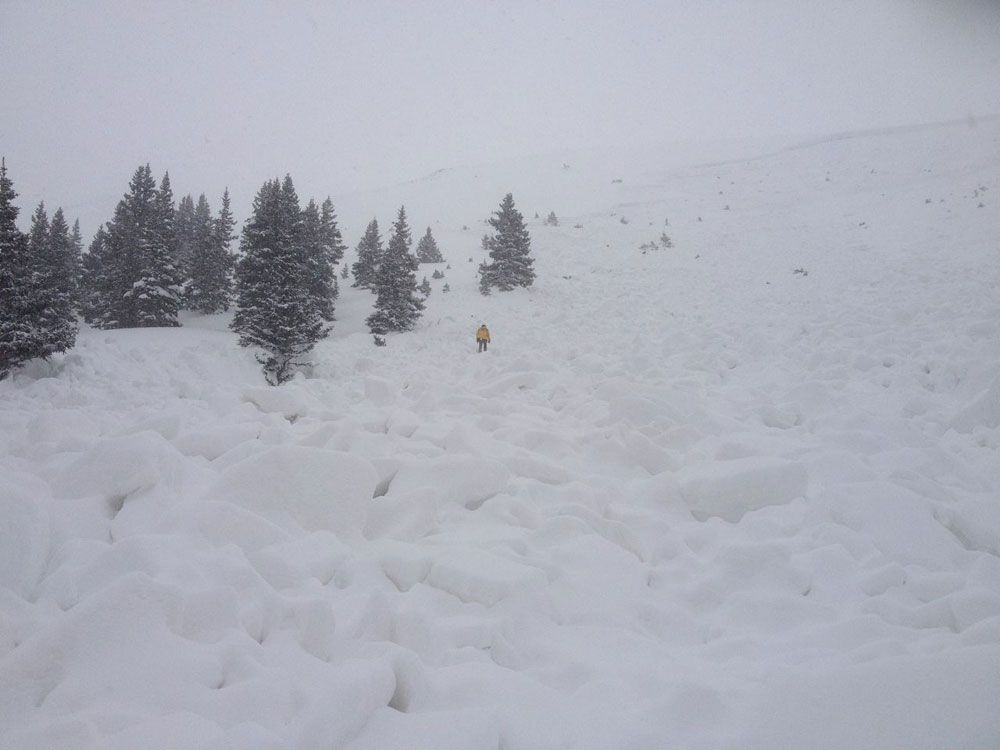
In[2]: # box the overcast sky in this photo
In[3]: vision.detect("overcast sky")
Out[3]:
[2,0,999,235]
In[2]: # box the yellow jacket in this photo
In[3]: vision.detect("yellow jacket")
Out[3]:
[476,325,491,342]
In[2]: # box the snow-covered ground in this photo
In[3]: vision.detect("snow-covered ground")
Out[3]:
[2,120,999,749]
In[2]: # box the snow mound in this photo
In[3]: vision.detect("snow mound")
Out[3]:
[744,646,1000,750]
[52,430,185,502]
[205,445,378,537]
[387,455,510,511]
[951,374,1000,432]
[426,548,547,606]
[675,456,808,522]
[0,475,50,598]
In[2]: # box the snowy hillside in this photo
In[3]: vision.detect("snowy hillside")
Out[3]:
[2,119,1000,749]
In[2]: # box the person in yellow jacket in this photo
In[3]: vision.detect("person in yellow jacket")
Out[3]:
[476,323,491,353]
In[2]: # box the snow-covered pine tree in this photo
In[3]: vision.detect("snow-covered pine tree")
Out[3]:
[367,206,424,336]
[207,187,236,311]
[231,175,328,384]
[320,197,346,268]
[442,283,450,293]
[352,218,382,290]
[416,226,444,263]
[0,159,33,378]
[478,193,535,294]
[173,193,197,290]
[419,276,431,297]
[12,202,77,365]
[66,217,84,310]
[42,208,79,354]
[299,198,336,322]
[80,225,112,324]
[432,268,444,279]
[96,166,182,328]
[340,263,350,280]
[187,193,234,313]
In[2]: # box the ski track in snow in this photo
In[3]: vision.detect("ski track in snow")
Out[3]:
[2,121,1000,749]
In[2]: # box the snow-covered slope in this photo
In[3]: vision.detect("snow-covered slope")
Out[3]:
[2,120,999,749]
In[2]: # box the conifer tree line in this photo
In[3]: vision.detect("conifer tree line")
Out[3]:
[80,165,238,328]
[0,159,79,379]
[2,158,535,383]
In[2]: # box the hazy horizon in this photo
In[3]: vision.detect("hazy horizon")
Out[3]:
[3,0,999,237]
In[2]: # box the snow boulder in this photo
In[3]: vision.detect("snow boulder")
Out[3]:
[204,445,378,538]
[51,430,186,501]
[426,547,547,606]
[172,422,261,461]
[951,374,1000,432]
[675,456,808,522]
[0,475,50,598]
[387,455,510,511]
[242,384,317,421]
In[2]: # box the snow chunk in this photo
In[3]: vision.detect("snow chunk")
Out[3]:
[205,446,378,537]
[676,456,808,522]
[347,707,500,750]
[388,455,509,510]
[0,475,50,598]
[242,384,315,420]
[820,482,963,569]
[426,548,546,606]
[745,646,1000,750]
[950,374,1000,432]
[52,431,185,500]
[172,422,261,460]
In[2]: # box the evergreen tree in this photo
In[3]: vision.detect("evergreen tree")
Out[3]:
[96,165,182,328]
[341,262,350,280]
[231,175,328,384]
[419,276,431,297]
[367,206,423,336]
[0,158,33,378]
[80,225,112,324]
[187,193,234,313]
[69,218,84,310]
[442,283,450,293]
[174,193,197,287]
[478,193,535,294]
[416,226,444,263]
[299,198,336,322]
[352,218,382,290]
[1,199,77,371]
[320,197,346,266]
[42,208,79,353]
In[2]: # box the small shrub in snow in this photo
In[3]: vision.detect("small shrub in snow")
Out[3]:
[432,269,444,279]
[442,283,450,293]
[543,211,559,226]
[620,216,629,224]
